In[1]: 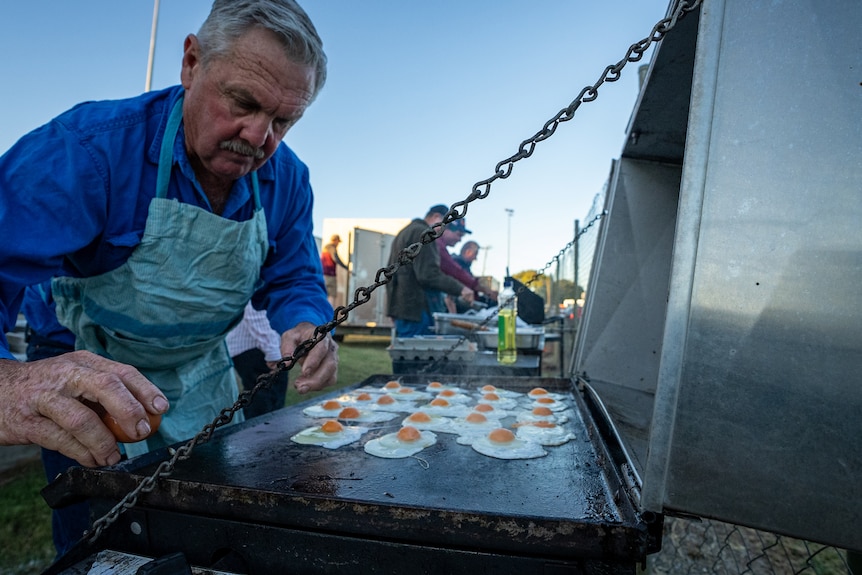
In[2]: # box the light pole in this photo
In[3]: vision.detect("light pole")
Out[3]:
[145,0,161,92]
[481,246,492,277]
[505,208,514,276]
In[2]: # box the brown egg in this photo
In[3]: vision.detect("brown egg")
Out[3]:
[85,400,162,443]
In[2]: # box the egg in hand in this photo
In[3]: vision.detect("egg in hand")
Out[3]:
[290,419,368,449]
[471,428,547,460]
[364,425,437,458]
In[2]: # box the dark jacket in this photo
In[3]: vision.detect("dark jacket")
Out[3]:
[386,218,466,322]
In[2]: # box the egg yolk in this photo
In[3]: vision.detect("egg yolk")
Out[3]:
[474,403,494,413]
[376,395,395,405]
[384,381,401,390]
[532,420,556,428]
[529,387,549,397]
[482,393,500,401]
[356,393,372,401]
[428,381,443,389]
[532,407,554,416]
[338,407,361,419]
[321,420,344,433]
[398,386,415,394]
[488,428,515,443]
[397,426,422,442]
[322,400,342,411]
[481,385,496,392]
[536,397,555,405]
[439,389,456,397]
[466,413,487,424]
[429,398,450,407]
[407,412,432,423]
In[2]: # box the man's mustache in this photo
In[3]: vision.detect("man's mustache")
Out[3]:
[219,139,265,159]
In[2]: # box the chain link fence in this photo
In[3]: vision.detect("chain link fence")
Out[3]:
[648,516,856,575]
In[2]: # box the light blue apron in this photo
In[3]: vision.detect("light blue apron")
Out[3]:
[52,97,269,458]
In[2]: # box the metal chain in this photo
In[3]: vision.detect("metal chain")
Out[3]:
[83,0,701,545]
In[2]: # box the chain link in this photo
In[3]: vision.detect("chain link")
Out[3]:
[83,0,701,545]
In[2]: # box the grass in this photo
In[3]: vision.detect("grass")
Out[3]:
[0,335,392,575]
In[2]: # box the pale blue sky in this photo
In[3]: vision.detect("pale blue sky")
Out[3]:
[0,0,672,281]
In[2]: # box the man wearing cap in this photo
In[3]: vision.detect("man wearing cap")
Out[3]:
[386,205,474,337]
[321,234,348,307]
[438,220,497,312]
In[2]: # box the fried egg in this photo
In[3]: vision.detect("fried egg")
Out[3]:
[382,380,403,391]
[477,384,522,398]
[290,419,368,449]
[340,392,377,407]
[515,420,575,446]
[418,398,471,418]
[515,406,569,425]
[335,406,398,423]
[451,412,501,443]
[472,402,509,419]
[475,392,518,410]
[526,387,566,401]
[425,381,467,394]
[302,399,348,418]
[527,396,568,412]
[364,426,437,458]
[387,386,432,401]
[401,411,455,433]
[433,389,472,404]
[367,393,415,413]
[471,428,547,460]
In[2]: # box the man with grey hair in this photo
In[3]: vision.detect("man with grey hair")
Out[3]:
[0,0,335,555]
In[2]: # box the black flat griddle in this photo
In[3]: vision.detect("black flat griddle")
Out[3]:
[45,375,656,574]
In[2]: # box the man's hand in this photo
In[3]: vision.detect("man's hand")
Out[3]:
[459,286,475,304]
[0,352,169,467]
[280,322,338,394]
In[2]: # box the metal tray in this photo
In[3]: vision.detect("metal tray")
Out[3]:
[475,327,544,350]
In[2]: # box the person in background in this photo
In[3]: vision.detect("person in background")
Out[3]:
[321,234,348,308]
[0,0,336,555]
[386,205,474,337]
[453,240,480,274]
[438,222,497,313]
[226,302,289,420]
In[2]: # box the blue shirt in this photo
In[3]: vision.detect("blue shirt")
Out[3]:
[0,85,331,360]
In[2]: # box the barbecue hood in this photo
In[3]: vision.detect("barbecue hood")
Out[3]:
[574,0,861,554]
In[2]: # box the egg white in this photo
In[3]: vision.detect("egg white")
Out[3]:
[418,401,471,418]
[515,423,575,446]
[336,409,398,423]
[401,412,456,433]
[476,385,522,398]
[524,388,567,401]
[451,414,502,437]
[471,433,547,460]
[432,391,473,404]
[290,424,368,449]
[364,429,437,458]
[366,398,417,413]
[386,387,433,401]
[525,398,569,412]
[514,409,569,425]
[474,395,519,410]
[302,402,348,418]
[425,382,468,394]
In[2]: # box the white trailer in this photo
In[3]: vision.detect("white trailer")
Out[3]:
[320,218,410,338]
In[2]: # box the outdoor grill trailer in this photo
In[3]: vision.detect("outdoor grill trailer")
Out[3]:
[41,0,861,573]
